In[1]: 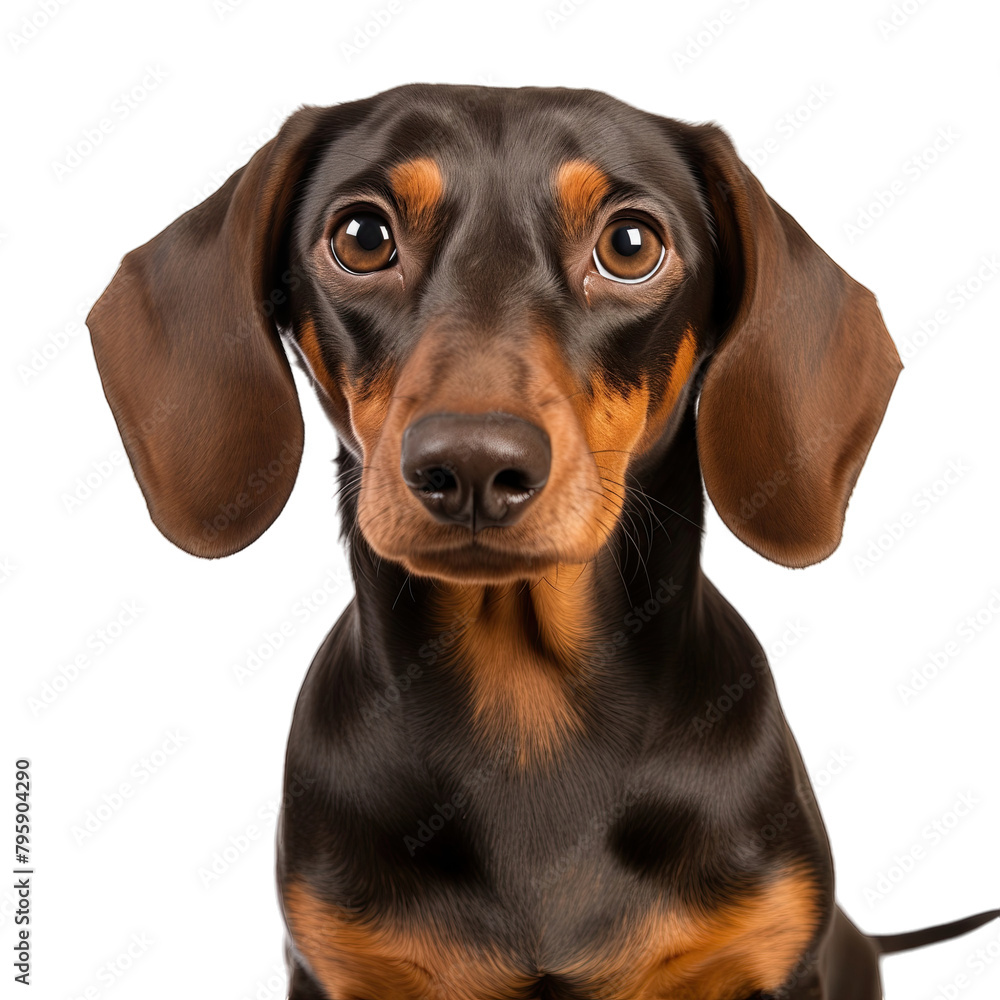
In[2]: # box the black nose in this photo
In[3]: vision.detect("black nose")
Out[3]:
[400,412,551,529]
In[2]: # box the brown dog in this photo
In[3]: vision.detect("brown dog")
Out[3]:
[88,84,997,999]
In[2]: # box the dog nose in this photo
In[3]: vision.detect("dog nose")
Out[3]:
[401,412,551,529]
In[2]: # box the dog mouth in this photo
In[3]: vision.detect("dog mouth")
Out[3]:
[395,533,567,583]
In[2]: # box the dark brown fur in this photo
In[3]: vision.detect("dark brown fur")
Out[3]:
[88,84,997,999]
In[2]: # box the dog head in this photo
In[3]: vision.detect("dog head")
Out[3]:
[88,84,901,580]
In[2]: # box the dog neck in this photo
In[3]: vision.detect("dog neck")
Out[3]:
[340,406,708,768]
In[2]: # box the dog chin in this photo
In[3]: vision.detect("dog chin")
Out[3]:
[375,539,569,585]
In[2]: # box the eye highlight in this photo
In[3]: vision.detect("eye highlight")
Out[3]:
[331,211,397,274]
[593,219,665,283]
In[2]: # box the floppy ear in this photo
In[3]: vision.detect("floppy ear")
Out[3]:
[88,106,331,558]
[677,122,902,568]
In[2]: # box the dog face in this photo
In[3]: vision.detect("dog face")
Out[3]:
[290,87,713,583]
[88,84,901,578]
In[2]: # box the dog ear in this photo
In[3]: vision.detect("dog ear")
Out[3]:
[675,122,902,568]
[88,106,331,558]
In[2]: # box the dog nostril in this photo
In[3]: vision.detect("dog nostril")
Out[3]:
[417,466,458,494]
[492,468,537,495]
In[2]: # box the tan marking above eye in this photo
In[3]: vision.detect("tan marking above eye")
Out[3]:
[388,156,444,226]
[331,210,397,273]
[555,159,611,233]
[594,218,665,282]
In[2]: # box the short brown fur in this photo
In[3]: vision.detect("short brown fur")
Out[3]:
[555,159,611,234]
[389,157,444,228]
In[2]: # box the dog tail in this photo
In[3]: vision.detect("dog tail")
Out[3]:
[872,908,1000,955]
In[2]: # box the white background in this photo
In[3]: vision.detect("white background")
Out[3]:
[2,0,999,998]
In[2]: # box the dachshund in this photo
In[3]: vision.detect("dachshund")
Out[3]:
[88,84,998,999]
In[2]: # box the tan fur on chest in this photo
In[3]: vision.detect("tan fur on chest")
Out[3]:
[284,867,820,999]
[431,569,595,769]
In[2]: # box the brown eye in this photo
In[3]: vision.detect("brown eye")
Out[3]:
[331,211,397,273]
[593,219,664,283]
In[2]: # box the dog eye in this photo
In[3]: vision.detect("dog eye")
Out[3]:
[331,211,398,274]
[593,219,665,283]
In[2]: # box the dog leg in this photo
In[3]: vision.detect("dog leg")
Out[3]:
[807,907,883,999]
